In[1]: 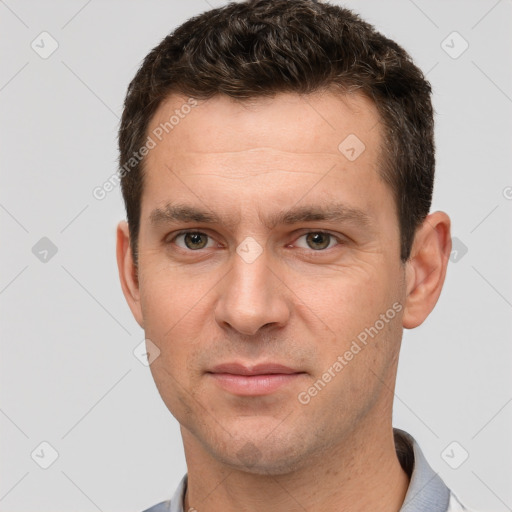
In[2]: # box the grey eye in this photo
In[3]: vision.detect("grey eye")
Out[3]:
[175,232,211,250]
[298,232,336,250]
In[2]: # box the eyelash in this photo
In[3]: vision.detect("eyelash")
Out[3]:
[167,230,345,252]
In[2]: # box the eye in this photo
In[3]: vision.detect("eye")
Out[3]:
[173,231,215,250]
[294,232,340,251]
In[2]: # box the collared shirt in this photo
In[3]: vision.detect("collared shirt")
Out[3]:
[142,429,473,512]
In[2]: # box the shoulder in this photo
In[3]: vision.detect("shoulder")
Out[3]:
[141,500,172,512]
[140,474,187,512]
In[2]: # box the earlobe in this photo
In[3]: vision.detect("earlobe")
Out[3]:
[402,211,452,330]
[116,220,144,328]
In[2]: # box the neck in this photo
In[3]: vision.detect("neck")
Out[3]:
[182,417,409,512]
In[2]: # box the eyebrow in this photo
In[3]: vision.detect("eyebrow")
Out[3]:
[149,202,373,230]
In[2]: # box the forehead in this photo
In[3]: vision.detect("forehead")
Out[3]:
[141,90,388,224]
[147,89,381,159]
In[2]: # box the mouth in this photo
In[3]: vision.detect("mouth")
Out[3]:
[206,362,307,396]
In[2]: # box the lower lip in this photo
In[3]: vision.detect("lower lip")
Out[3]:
[208,373,304,396]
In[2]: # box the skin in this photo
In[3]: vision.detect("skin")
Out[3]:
[117,90,452,512]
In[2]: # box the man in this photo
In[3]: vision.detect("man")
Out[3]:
[116,1,472,510]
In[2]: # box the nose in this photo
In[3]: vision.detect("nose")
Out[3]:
[214,245,291,336]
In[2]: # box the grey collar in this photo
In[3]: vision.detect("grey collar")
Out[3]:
[396,428,451,512]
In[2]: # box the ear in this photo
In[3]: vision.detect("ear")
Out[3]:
[116,220,144,329]
[402,211,452,329]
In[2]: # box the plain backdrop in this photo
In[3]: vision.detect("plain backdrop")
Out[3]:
[1,1,511,511]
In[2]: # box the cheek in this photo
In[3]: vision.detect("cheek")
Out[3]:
[291,261,403,394]
[143,287,208,424]
[138,266,208,384]
[291,264,389,336]
[139,255,212,329]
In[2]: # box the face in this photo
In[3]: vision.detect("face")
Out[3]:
[122,90,410,474]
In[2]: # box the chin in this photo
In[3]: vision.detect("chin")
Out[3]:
[210,432,316,476]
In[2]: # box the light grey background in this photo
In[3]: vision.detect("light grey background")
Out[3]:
[1,1,511,511]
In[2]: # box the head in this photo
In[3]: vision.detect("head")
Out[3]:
[117,0,451,474]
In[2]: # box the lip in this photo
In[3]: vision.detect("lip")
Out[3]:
[207,362,306,396]
[210,362,300,375]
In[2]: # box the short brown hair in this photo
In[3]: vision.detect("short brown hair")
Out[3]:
[119,0,434,266]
